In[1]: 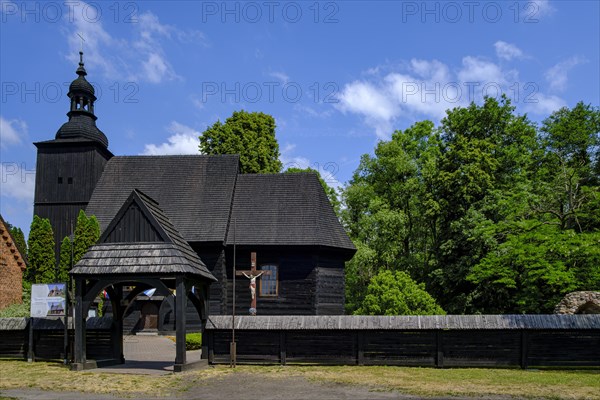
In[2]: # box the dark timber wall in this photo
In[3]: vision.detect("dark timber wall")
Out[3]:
[34,141,112,256]
[204,315,600,367]
[217,247,346,316]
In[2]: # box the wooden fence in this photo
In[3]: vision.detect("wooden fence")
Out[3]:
[204,315,600,368]
[0,317,113,361]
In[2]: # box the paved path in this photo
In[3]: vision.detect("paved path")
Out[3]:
[91,334,201,375]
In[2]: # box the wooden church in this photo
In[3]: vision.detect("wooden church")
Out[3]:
[33,53,356,331]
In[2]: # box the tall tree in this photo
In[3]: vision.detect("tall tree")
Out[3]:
[57,236,72,283]
[28,216,56,283]
[431,96,538,312]
[73,210,100,264]
[342,120,444,313]
[468,102,600,313]
[8,224,27,260]
[199,110,282,173]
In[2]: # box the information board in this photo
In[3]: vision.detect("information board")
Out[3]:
[30,283,66,317]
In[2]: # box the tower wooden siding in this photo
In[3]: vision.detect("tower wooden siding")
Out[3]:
[33,142,111,253]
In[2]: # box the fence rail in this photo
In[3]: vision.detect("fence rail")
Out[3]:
[0,317,113,361]
[204,315,600,368]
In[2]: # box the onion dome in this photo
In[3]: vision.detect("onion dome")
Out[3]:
[55,52,108,148]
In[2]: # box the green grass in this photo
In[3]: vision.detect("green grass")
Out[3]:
[0,360,598,399]
[0,302,29,318]
[245,365,600,399]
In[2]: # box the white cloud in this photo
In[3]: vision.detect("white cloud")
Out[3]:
[0,162,35,203]
[530,0,556,17]
[190,95,205,110]
[141,122,201,155]
[65,4,204,83]
[142,53,171,84]
[458,56,508,85]
[545,56,586,92]
[269,71,290,84]
[0,116,27,148]
[334,47,564,138]
[524,93,566,115]
[293,104,333,119]
[494,41,525,61]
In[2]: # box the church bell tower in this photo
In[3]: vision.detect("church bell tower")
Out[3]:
[33,52,113,254]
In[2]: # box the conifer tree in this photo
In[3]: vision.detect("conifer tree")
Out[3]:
[9,225,27,260]
[57,236,72,283]
[28,216,56,283]
[73,210,101,264]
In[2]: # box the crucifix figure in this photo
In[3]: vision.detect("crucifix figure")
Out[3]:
[235,252,270,316]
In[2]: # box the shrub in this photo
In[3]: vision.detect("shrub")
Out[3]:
[186,333,202,350]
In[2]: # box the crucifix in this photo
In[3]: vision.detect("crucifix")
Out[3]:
[235,252,270,316]
[77,32,85,52]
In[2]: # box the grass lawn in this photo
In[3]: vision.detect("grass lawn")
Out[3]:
[252,365,600,399]
[0,360,598,399]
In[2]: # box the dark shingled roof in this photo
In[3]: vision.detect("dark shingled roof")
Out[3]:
[55,114,108,147]
[86,155,240,243]
[72,190,216,281]
[226,173,356,252]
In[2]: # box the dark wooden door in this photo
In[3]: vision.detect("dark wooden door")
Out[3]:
[141,302,159,330]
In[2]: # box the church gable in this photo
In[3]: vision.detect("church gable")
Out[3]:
[101,190,170,244]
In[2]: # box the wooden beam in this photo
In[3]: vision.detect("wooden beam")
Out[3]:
[175,276,187,366]
[74,277,85,365]
[280,331,286,366]
[436,330,444,368]
[520,330,529,369]
[357,331,364,366]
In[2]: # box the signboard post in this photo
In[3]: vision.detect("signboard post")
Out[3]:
[29,283,67,362]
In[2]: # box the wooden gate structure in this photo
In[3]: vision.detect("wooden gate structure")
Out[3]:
[70,190,217,371]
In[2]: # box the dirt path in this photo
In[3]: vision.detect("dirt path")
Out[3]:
[0,372,529,400]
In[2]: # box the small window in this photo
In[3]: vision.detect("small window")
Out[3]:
[67,177,73,184]
[57,177,63,184]
[259,265,278,297]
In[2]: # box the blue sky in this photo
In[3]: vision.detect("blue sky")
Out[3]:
[1,0,599,236]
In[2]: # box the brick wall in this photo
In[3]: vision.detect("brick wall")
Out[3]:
[0,218,26,309]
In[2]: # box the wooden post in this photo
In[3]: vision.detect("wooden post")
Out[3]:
[208,330,214,364]
[280,331,286,365]
[357,331,364,366]
[520,330,529,369]
[27,317,34,362]
[231,218,236,367]
[74,278,85,365]
[436,331,444,368]
[63,283,69,364]
[110,285,124,363]
[175,276,187,366]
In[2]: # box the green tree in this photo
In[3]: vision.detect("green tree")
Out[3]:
[27,216,56,283]
[73,210,100,264]
[342,120,445,312]
[199,110,282,173]
[467,103,600,313]
[8,225,27,260]
[532,102,600,232]
[356,270,445,315]
[57,236,72,283]
[285,167,341,216]
[468,224,600,313]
